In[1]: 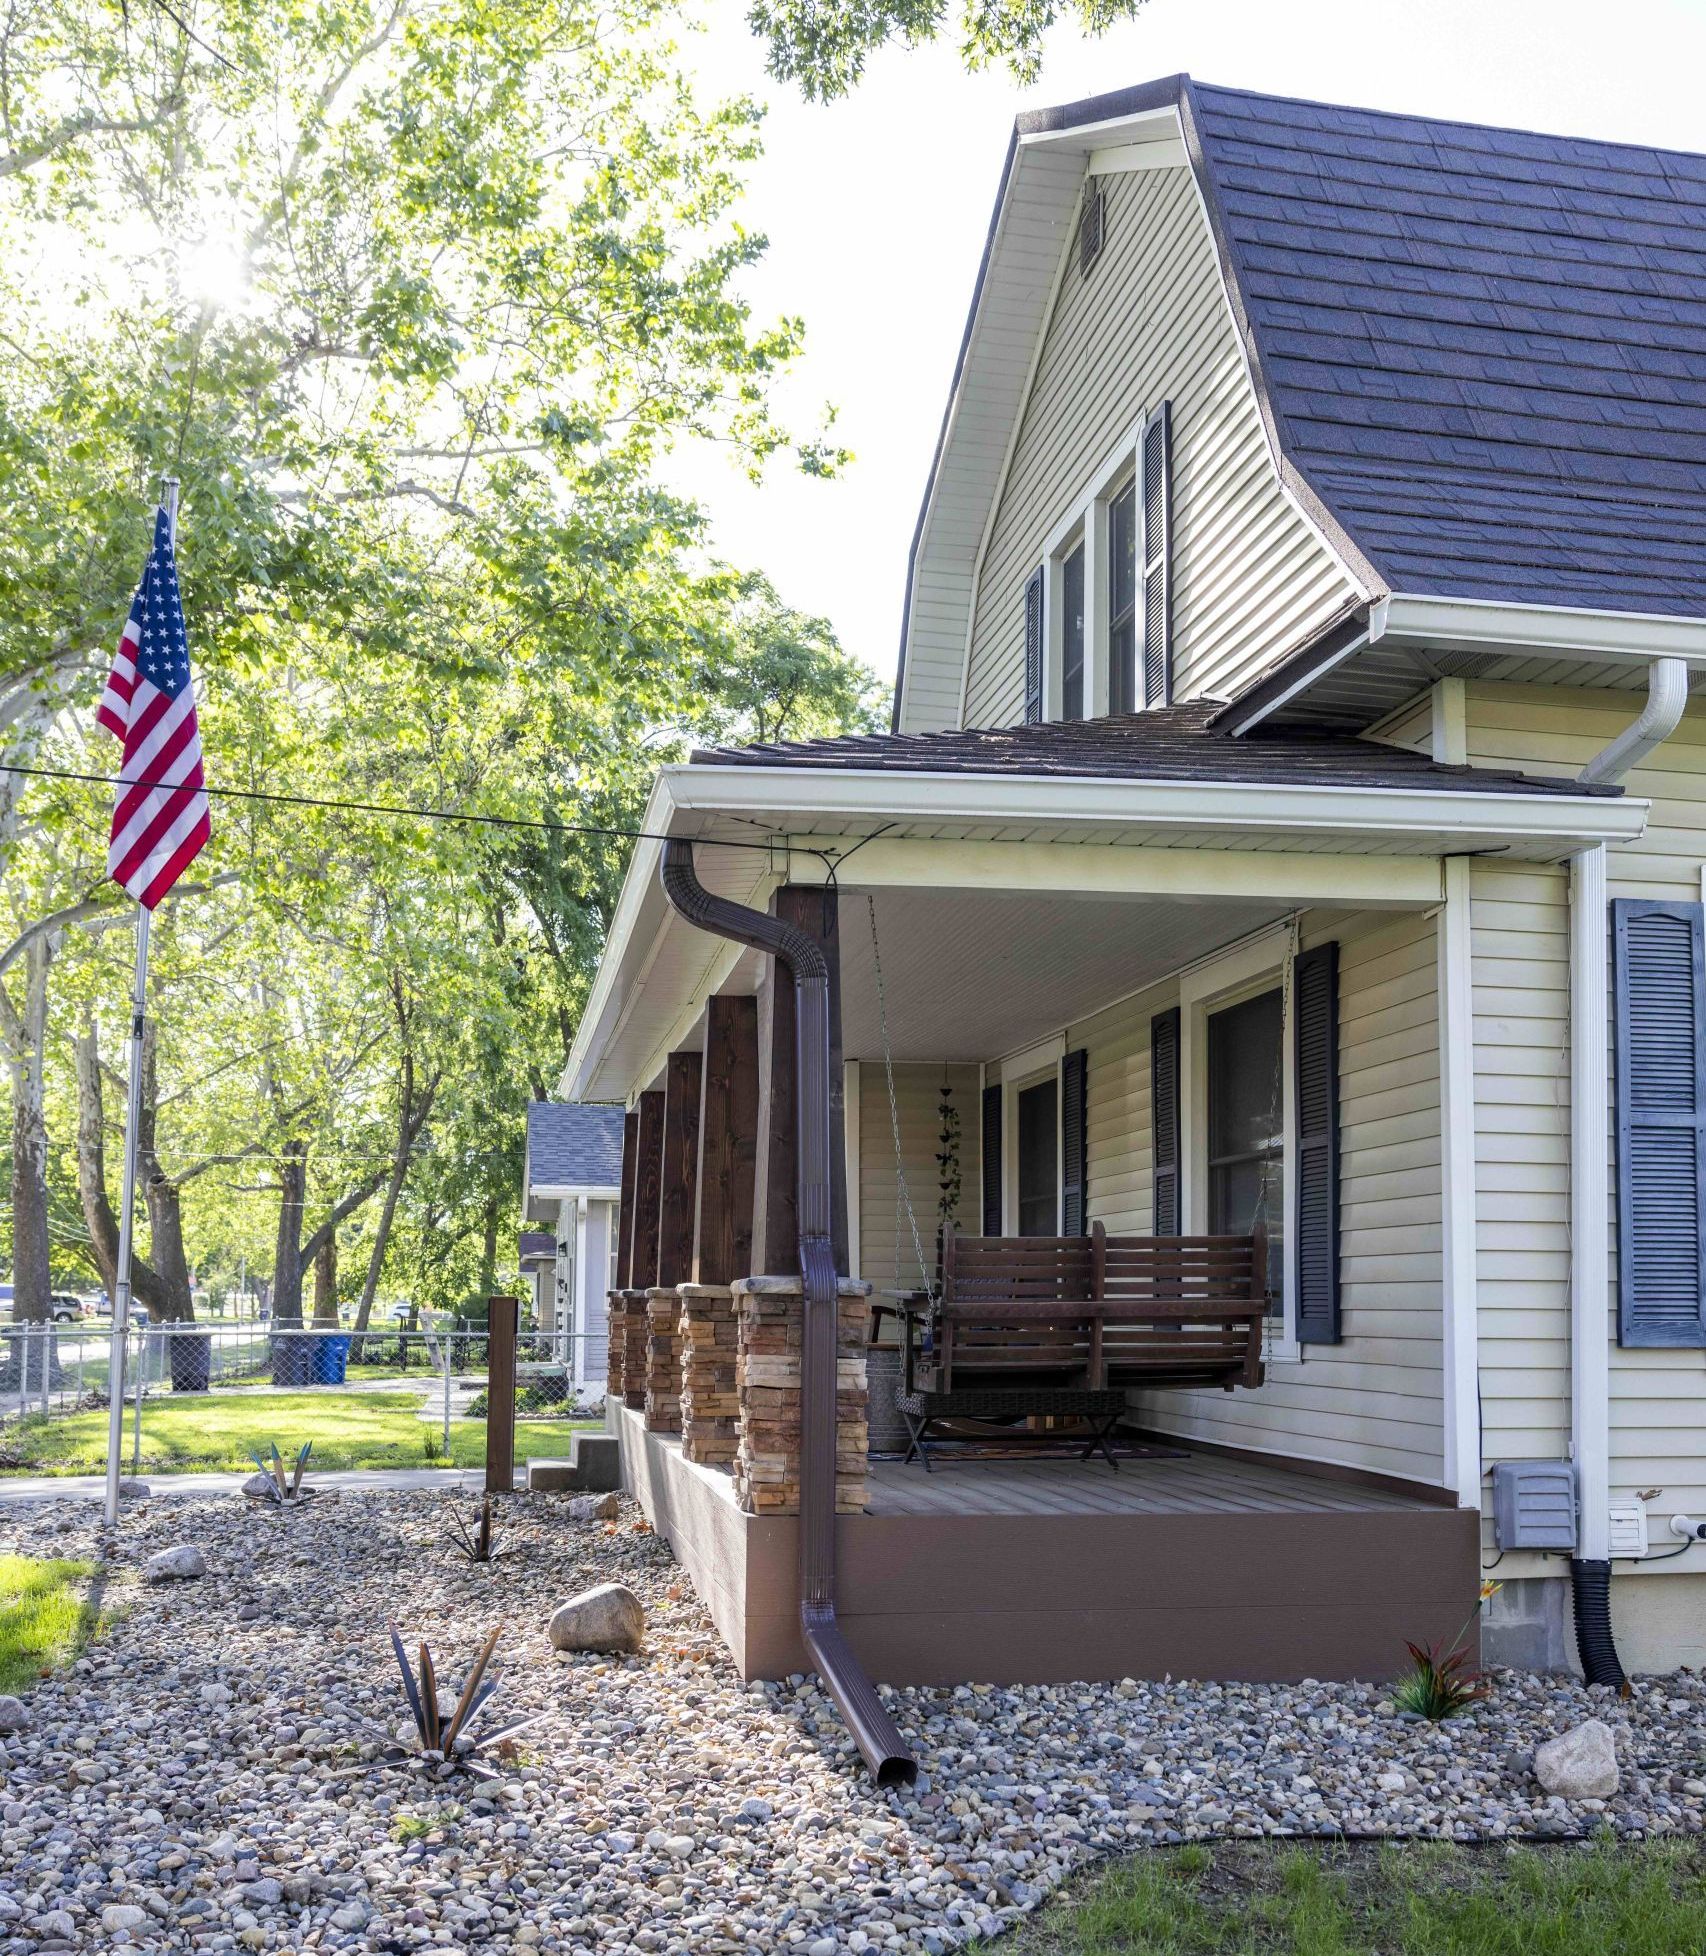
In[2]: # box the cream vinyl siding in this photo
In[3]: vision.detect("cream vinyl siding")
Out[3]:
[1076,911,1445,1486]
[1365,691,1434,757]
[1465,683,1706,1543]
[856,1063,982,1298]
[962,164,1355,728]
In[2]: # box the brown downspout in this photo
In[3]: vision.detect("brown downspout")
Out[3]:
[661,839,917,1789]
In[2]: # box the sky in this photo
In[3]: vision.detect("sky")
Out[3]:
[669,0,1706,687]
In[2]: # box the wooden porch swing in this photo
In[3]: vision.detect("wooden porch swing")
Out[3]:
[864,896,1269,1471]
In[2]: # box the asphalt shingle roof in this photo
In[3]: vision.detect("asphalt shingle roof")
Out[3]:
[693,701,1618,794]
[525,1101,625,1192]
[1190,83,1706,614]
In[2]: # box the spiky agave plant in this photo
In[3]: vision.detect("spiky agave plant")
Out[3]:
[387,1624,540,1779]
[447,1495,495,1563]
[245,1441,313,1503]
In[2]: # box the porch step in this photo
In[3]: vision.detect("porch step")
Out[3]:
[526,1433,621,1495]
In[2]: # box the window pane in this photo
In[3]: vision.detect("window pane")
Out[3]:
[1108,481,1137,712]
[1061,543,1085,721]
[1206,987,1285,1309]
[1017,1079,1058,1236]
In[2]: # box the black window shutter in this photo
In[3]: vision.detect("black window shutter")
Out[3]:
[1077,183,1105,276]
[1613,898,1706,1347]
[1061,1048,1089,1235]
[1022,565,1044,724]
[981,1082,1003,1236]
[1151,1007,1180,1236]
[1140,402,1172,708]
[1294,941,1341,1344]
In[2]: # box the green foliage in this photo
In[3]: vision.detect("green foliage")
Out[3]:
[748,0,1151,101]
[0,0,884,1315]
[999,1839,1706,1956]
[1392,1636,1490,1721]
[0,1554,104,1691]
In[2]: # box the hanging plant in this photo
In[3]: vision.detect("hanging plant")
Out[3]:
[935,1079,962,1232]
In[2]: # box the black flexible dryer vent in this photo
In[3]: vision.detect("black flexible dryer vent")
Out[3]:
[660,838,917,1789]
[1569,1557,1627,1689]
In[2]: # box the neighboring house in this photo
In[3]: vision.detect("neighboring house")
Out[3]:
[562,77,1706,1693]
[521,1101,624,1388]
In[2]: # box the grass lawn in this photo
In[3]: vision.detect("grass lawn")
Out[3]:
[992,1839,1706,1955]
[0,1555,107,1691]
[0,1390,594,1477]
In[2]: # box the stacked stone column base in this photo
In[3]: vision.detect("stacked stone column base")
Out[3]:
[617,1290,648,1411]
[604,1289,626,1400]
[644,1288,683,1433]
[678,1284,738,1466]
[731,1275,870,1516]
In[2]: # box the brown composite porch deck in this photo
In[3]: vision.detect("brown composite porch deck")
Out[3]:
[612,1404,1479,1688]
[864,1453,1428,1518]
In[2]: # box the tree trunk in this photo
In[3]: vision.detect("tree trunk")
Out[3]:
[72,1022,168,1317]
[478,1196,499,1304]
[272,1140,308,1325]
[7,939,53,1322]
[352,1055,438,1338]
[137,1019,193,1321]
[312,1236,339,1325]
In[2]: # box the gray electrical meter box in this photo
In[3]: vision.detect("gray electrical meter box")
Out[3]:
[1491,1460,1578,1552]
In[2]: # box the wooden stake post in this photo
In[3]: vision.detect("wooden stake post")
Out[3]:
[485,1294,519,1494]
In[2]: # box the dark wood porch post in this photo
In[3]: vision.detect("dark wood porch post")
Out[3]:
[752,884,847,1277]
[629,1088,666,1288]
[614,1106,639,1289]
[694,995,759,1285]
[657,1050,702,1288]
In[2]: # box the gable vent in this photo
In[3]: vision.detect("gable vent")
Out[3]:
[1077,182,1105,277]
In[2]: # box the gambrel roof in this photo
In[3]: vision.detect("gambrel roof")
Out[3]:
[1193,83,1706,617]
[896,76,1706,731]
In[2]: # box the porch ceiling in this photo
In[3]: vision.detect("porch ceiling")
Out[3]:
[838,886,1292,1062]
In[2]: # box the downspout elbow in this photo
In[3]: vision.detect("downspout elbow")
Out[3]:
[1577,657,1690,786]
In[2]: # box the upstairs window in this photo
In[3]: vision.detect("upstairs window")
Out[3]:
[1033,401,1173,724]
[1060,540,1086,721]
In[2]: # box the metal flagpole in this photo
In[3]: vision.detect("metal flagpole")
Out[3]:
[103,477,178,1528]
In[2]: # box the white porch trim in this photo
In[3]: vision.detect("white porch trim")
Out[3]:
[1570,842,1612,1561]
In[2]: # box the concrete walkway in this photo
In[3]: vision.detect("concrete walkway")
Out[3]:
[0,1465,503,1504]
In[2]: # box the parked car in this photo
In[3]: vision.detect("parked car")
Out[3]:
[0,1285,90,1323]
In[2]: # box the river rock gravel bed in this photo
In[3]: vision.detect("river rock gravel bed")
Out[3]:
[1,1489,1704,1953]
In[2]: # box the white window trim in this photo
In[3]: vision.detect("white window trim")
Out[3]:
[997,1032,1067,1234]
[1178,927,1300,1363]
[1041,413,1160,722]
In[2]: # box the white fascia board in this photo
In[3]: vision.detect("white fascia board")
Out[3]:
[1018,104,1181,150]
[530,1183,621,1203]
[558,774,670,1103]
[1380,593,1706,668]
[669,760,1649,849]
[1087,135,1188,173]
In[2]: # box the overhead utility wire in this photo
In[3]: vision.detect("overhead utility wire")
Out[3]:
[0,760,855,863]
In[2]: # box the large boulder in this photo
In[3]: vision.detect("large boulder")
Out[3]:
[144,1544,207,1583]
[1535,1718,1619,1799]
[566,1491,619,1524]
[0,1696,30,1734]
[547,1583,645,1653]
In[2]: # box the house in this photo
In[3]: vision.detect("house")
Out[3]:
[560,75,1706,1758]
[520,1101,625,1390]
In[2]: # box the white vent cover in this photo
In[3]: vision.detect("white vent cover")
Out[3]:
[1608,1497,1650,1560]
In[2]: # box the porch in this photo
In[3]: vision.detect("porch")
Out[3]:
[612,1399,1476,1684]
[566,716,1639,1699]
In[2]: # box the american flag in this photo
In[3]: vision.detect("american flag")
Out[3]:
[95,505,211,908]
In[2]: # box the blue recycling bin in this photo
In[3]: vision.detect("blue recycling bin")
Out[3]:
[310,1333,351,1385]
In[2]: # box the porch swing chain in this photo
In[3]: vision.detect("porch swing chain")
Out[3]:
[866,895,934,1296]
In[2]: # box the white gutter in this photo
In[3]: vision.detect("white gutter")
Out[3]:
[1570,842,1611,1561]
[1578,657,1691,786]
[1379,594,1706,668]
[671,760,1649,849]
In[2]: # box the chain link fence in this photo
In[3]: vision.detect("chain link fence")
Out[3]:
[0,1317,606,1478]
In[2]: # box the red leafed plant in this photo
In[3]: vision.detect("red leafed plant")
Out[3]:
[1393,1581,1501,1721]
